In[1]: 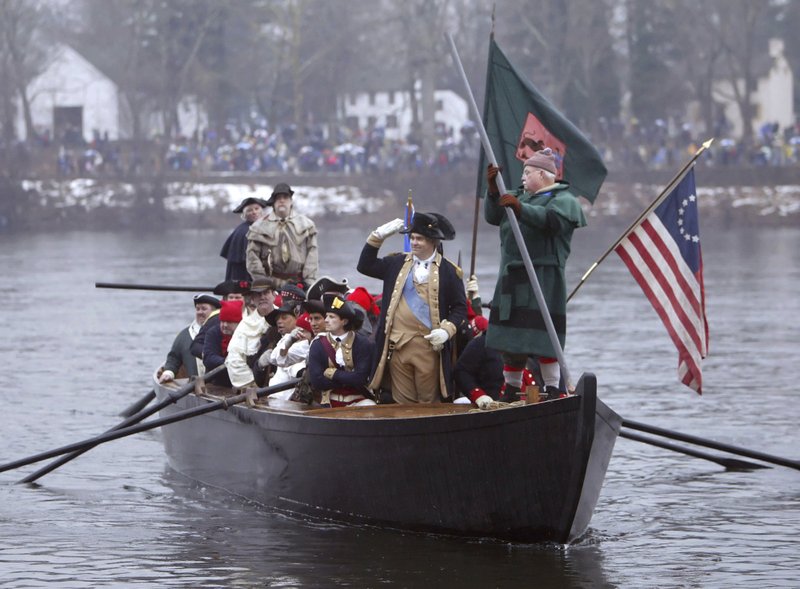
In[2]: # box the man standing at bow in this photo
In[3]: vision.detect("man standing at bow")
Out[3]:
[357,212,467,404]
[246,182,319,288]
[485,148,586,402]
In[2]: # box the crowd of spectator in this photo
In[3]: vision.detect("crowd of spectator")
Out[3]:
[3,114,799,180]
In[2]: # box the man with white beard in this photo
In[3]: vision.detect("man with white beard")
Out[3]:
[245,182,319,288]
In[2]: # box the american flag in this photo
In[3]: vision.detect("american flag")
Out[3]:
[615,169,709,393]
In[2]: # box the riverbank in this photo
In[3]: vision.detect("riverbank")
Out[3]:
[1,170,798,233]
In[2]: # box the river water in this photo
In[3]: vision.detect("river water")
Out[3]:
[0,219,798,588]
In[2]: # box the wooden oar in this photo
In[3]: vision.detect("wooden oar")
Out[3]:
[119,389,156,418]
[96,282,215,292]
[622,420,800,472]
[16,365,226,483]
[1,374,296,478]
[619,431,769,471]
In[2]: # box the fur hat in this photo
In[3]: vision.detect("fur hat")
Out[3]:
[266,182,294,206]
[232,197,268,214]
[523,147,557,175]
[219,299,243,322]
[400,212,455,241]
[280,282,307,303]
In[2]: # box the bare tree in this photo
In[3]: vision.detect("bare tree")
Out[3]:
[0,0,51,143]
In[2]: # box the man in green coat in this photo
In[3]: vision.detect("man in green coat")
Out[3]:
[484,148,586,402]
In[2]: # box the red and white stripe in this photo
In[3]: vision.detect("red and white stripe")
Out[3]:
[615,215,708,393]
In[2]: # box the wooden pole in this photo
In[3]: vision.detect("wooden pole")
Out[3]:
[446,33,571,387]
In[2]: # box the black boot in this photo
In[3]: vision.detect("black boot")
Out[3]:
[500,384,521,403]
[544,386,562,401]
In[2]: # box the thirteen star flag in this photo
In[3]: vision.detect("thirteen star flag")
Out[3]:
[615,169,709,393]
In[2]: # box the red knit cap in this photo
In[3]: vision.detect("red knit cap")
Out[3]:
[346,286,379,316]
[219,299,244,322]
[523,147,557,175]
[295,312,313,334]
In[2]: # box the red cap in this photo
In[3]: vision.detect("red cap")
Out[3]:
[295,312,313,334]
[346,286,379,316]
[219,299,244,322]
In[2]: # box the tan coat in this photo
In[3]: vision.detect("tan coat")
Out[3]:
[366,249,457,397]
[245,210,318,285]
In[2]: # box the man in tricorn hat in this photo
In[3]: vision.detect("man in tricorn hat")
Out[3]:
[220,196,268,281]
[246,182,319,288]
[357,211,467,404]
[485,148,586,402]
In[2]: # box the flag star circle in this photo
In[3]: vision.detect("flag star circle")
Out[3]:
[677,193,700,243]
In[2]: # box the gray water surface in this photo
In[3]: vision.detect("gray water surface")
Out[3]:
[1,221,798,588]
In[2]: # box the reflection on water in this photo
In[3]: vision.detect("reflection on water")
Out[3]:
[0,223,799,587]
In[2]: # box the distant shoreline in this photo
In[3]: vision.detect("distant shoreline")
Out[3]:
[1,172,798,233]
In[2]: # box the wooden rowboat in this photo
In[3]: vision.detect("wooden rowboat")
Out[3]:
[154,372,621,544]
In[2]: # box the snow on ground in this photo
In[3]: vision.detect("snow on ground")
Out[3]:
[21,179,392,217]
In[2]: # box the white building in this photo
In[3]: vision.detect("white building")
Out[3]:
[339,85,470,141]
[16,43,207,142]
[17,44,131,142]
[711,38,795,139]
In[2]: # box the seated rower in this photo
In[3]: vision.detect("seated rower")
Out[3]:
[225,277,278,389]
[203,299,244,387]
[159,293,220,383]
[307,294,375,407]
[269,312,314,386]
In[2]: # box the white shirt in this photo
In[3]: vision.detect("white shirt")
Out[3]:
[412,252,436,284]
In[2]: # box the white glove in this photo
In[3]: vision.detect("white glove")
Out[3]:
[476,395,493,409]
[371,218,405,240]
[257,349,272,368]
[466,275,479,297]
[158,369,175,383]
[423,328,449,351]
[289,326,305,340]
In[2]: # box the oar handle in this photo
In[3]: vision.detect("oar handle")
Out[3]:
[622,420,800,471]
[1,374,296,476]
[96,282,216,292]
[619,430,769,471]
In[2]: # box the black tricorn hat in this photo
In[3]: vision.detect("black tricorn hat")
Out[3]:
[193,293,221,308]
[306,276,349,301]
[399,212,456,241]
[266,182,294,206]
[232,196,268,214]
[213,279,252,296]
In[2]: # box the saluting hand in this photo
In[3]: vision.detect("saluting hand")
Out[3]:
[372,218,405,241]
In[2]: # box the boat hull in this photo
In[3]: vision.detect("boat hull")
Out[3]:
[155,373,620,543]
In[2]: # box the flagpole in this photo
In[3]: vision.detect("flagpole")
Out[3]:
[566,139,714,303]
[446,33,571,388]
[469,186,480,277]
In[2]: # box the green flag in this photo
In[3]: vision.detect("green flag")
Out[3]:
[477,38,607,203]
